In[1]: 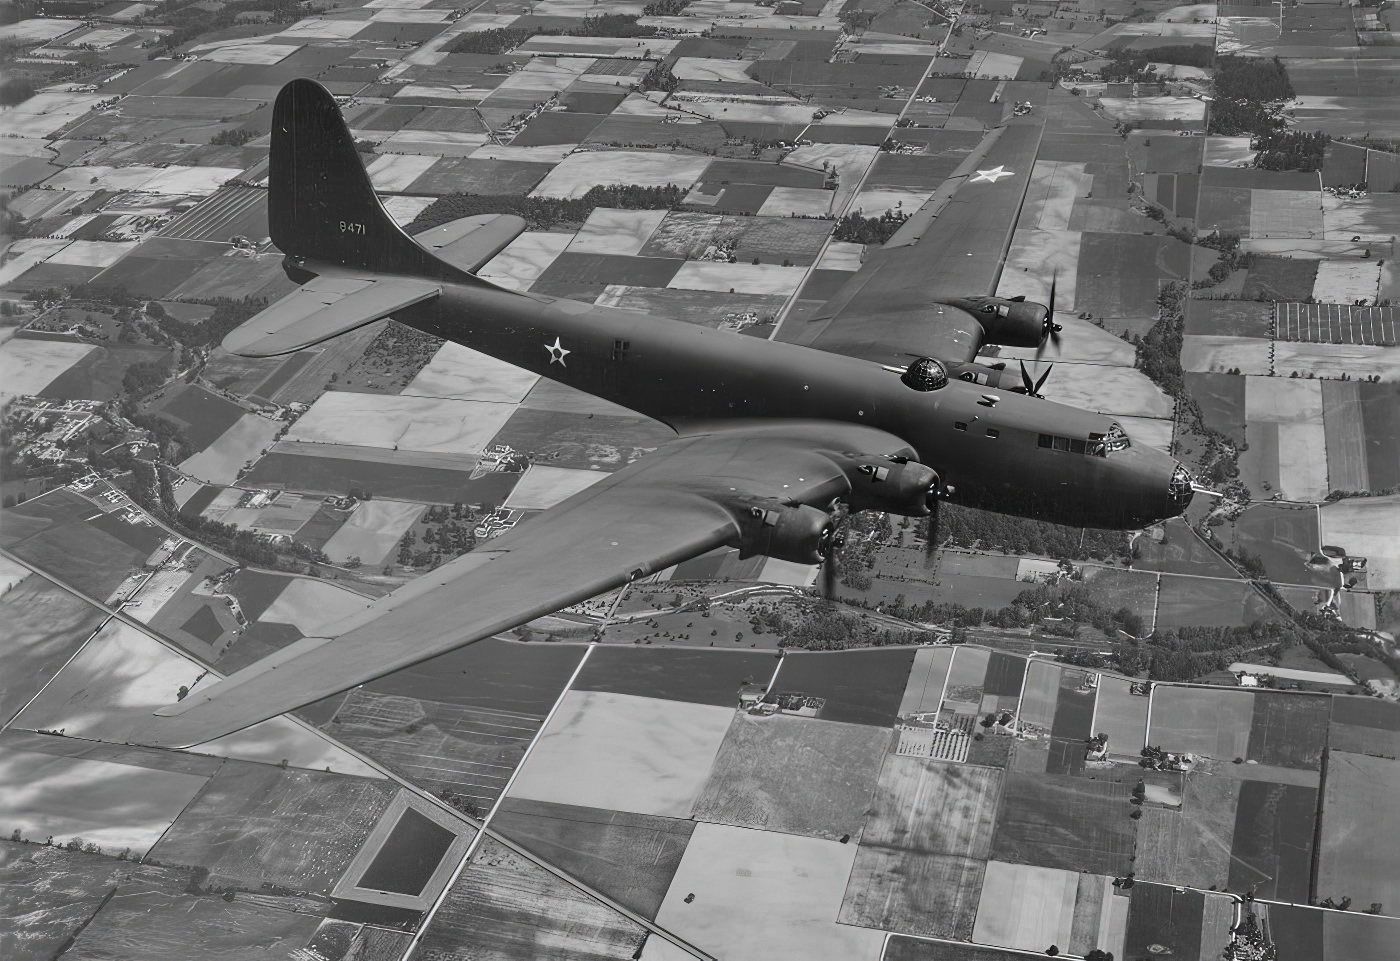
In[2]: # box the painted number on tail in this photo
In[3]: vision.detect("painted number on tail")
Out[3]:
[340,221,366,234]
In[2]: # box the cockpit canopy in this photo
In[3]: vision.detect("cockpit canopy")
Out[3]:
[902,357,949,392]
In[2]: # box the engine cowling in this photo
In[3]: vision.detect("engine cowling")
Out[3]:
[739,504,840,565]
[846,459,939,516]
[940,296,1048,349]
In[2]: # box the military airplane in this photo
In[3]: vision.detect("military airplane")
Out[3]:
[132,79,1194,748]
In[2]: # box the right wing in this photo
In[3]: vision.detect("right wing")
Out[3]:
[783,117,1044,367]
[129,421,918,749]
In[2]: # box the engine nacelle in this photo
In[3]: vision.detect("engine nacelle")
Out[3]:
[847,459,939,516]
[739,504,839,565]
[940,296,1048,349]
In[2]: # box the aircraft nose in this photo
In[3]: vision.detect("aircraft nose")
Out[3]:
[1166,462,1194,516]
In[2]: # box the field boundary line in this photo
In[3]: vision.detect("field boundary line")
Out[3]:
[398,643,718,961]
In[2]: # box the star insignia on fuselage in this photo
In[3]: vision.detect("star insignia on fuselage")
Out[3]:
[970,165,1014,184]
[544,336,571,366]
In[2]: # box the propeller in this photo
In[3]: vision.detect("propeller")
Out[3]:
[924,495,941,564]
[819,507,849,600]
[1018,359,1053,398]
[1036,272,1062,361]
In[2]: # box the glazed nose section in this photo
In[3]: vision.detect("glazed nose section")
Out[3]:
[1167,462,1194,516]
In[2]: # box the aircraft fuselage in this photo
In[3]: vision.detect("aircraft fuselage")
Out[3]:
[368,269,1190,530]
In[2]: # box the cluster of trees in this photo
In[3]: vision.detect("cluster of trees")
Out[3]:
[209,128,257,147]
[940,504,1132,562]
[833,210,908,245]
[838,8,878,31]
[450,27,538,55]
[1209,56,1295,139]
[641,61,679,94]
[1196,230,1252,286]
[450,14,661,54]
[397,503,481,568]
[152,0,303,54]
[1060,620,1297,681]
[152,295,267,349]
[884,582,1146,638]
[121,359,171,398]
[1134,281,1187,400]
[1254,130,1330,172]
[1099,44,1212,82]
[409,184,687,234]
[643,0,691,14]
[748,602,936,650]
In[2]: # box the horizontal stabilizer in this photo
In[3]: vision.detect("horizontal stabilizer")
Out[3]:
[221,271,440,357]
[412,214,528,274]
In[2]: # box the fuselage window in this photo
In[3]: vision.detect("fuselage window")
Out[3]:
[1042,433,1105,457]
[955,422,968,432]
[1053,436,1071,452]
[1038,433,1053,448]
[986,428,1000,439]
[1069,438,1086,454]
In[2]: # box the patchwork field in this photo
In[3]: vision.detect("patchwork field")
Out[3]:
[691,714,890,841]
[287,391,517,455]
[0,574,106,725]
[990,770,1136,876]
[1317,751,1400,917]
[1133,766,1241,889]
[1149,686,1255,760]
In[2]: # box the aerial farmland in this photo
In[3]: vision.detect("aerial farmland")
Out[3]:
[2,0,1400,957]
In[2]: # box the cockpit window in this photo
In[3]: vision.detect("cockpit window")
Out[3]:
[1103,423,1130,452]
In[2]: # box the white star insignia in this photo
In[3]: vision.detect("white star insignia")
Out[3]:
[971,165,1014,184]
[544,336,570,366]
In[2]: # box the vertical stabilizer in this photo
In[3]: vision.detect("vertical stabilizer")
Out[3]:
[269,79,470,281]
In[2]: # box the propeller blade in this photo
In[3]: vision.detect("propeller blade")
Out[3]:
[1034,363,1053,394]
[1037,271,1060,361]
[925,497,940,558]
[1019,359,1034,394]
[821,552,837,599]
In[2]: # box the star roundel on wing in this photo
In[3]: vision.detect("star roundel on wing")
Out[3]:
[544,336,570,366]
[970,165,1014,184]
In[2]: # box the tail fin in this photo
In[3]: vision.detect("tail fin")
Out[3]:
[269,79,471,282]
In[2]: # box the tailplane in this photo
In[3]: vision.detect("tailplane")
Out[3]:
[269,79,471,282]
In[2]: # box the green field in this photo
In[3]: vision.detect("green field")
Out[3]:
[0,574,106,724]
[990,770,1137,876]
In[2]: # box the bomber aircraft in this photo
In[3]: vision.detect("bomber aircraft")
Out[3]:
[132,79,1195,748]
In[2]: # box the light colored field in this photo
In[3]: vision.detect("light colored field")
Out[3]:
[850,186,933,219]
[10,188,95,219]
[371,8,449,21]
[366,0,433,7]
[521,35,679,57]
[1180,334,1273,374]
[503,464,607,510]
[204,42,300,64]
[1320,496,1400,590]
[260,578,371,636]
[477,231,571,291]
[814,110,895,129]
[1099,97,1205,123]
[1273,341,1400,381]
[1317,751,1400,914]
[0,91,104,138]
[190,716,383,776]
[125,568,192,624]
[143,165,245,195]
[673,99,817,125]
[972,860,1078,951]
[493,57,595,95]
[1094,676,1148,755]
[996,318,1136,366]
[1019,659,1060,734]
[531,151,711,199]
[668,261,807,296]
[840,850,984,939]
[567,208,669,257]
[1246,377,1321,423]
[0,17,83,41]
[365,154,439,193]
[691,714,892,840]
[1149,686,1253,760]
[1151,62,1212,80]
[321,499,424,566]
[757,187,833,218]
[247,493,320,535]
[47,240,136,268]
[784,144,879,212]
[944,646,990,713]
[817,241,864,272]
[0,238,71,286]
[897,646,954,716]
[1322,194,1400,243]
[997,229,1081,311]
[383,195,437,226]
[672,57,757,83]
[1276,421,1330,501]
[1312,260,1382,304]
[393,83,492,102]
[403,342,538,403]
[41,165,163,192]
[0,338,95,404]
[1038,363,1175,419]
[0,741,207,855]
[380,129,489,157]
[1250,189,1324,240]
[1118,415,1175,454]
[179,412,283,485]
[0,555,28,593]
[645,822,884,961]
[972,51,1023,80]
[510,691,732,818]
[1134,767,1240,887]
[471,143,576,163]
[1022,162,1093,232]
[864,755,1002,858]
[276,17,369,38]
[287,391,516,454]
[757,558,817,586]
[60,27,131,48]
[12,621,205,743]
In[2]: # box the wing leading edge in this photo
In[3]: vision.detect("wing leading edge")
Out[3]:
[129,422,917,749]
[785,118,1045,368]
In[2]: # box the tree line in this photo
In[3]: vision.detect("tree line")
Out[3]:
[408,184,687,234]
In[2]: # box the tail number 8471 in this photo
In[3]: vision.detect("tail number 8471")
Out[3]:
[339,221,366,235]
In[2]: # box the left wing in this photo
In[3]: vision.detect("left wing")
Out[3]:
[782,117,1044,367]
[129,421,918,749]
